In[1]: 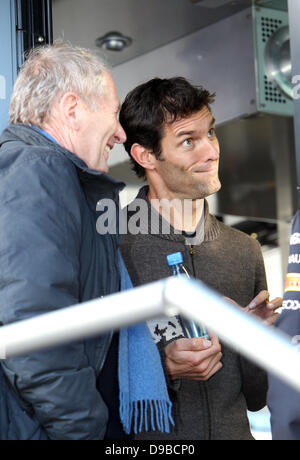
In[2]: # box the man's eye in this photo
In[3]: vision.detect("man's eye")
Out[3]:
[183,138,193,147]
[208,128,216,138]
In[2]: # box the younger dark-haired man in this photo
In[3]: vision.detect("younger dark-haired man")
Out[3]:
[120,77,281,440]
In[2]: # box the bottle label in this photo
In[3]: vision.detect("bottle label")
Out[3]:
[147,316,185,344]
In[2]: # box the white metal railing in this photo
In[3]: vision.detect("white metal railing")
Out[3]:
[0,276,300,392]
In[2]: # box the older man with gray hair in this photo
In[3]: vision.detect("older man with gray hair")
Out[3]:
[0,42,127,440]
[0,44,173,440]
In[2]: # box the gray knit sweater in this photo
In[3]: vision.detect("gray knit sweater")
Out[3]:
[120,186,268,440]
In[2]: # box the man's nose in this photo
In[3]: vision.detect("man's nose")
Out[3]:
[114,122,127,144]
[201,138,220,161]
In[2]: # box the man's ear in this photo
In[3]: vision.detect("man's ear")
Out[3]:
[59,92,81,130]
[130,143,155,171]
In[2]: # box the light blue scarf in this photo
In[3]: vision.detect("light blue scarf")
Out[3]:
[117,250,174,434]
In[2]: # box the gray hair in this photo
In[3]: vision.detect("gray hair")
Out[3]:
[9,43,108,126]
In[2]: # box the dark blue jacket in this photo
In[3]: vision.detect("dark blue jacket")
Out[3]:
[267,210,300,440]
[0,124,123,440]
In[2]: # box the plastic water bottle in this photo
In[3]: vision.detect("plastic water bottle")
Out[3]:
[166,252,210,339]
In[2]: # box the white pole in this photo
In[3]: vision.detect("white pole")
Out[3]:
[0,276,300,393]
[0,281,175,358]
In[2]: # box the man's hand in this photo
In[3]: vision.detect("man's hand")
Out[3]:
[245,290,282,325]
[164,334,222,381]
[224,291,282,325]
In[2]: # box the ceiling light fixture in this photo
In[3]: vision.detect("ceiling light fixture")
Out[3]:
[95,31,132,51]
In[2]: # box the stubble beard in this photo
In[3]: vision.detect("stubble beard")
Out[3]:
[156,161,221,200]
[183,174,221,200]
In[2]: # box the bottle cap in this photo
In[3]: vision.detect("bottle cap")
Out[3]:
[166,252,183,266]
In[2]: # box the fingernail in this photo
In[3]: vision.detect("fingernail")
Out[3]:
[203,339,211,348]
[248,301,256,309]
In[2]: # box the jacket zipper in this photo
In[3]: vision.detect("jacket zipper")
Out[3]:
[203,383,212,440]
[189,245,195,256]
[96,330,114,376]
[97,238,120,376]
[188,244,212,440]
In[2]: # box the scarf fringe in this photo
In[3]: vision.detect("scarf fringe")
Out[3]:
[120,394,174,435]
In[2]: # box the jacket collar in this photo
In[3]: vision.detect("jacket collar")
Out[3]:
[0,124,125,194]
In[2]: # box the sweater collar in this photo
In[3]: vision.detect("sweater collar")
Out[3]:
[130,185,220,243]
